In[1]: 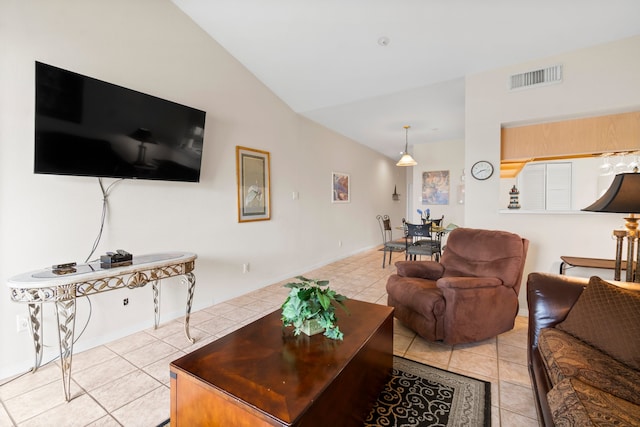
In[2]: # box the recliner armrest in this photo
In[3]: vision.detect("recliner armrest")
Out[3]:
[436,276,502,289]
[395,260,444,280]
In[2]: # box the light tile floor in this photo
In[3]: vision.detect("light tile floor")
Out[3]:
[0,248,538,426]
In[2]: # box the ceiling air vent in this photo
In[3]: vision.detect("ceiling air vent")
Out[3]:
[509,65,562,91]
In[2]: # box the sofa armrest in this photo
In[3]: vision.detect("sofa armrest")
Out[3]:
[436,276,502,290]
[395,261,445,280]
[526,272,588,427]
[526,272,587,352]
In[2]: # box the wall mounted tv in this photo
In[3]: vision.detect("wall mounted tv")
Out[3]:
[35,61,206,182]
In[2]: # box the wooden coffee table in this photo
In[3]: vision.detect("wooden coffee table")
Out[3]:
[170,299,393,426]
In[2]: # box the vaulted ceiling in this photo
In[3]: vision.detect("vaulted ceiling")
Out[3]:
[172,0,640,160]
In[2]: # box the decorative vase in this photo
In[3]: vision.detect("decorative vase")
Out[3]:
[301,319,325,336]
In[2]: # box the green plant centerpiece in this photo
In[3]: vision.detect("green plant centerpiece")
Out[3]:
[281,276,349,340]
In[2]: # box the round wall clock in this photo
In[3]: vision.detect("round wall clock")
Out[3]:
[471,160,494,180]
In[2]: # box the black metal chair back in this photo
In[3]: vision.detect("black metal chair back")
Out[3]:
[376,215,405,267]
[406,222,432,239]
[429,215,444,227]
[405,222,441,261]
[377,214,392,244]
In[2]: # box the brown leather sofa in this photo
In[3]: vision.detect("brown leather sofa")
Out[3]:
[527,272,640,426]
[386,227,528,345]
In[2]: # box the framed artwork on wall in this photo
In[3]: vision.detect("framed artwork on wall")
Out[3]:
[332,172,350,203]
[422,170,450,205]
[236,146,271,222]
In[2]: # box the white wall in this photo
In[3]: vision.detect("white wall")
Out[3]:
[408,140,465,227]
[465,35,640,314]
[0,0,405,379]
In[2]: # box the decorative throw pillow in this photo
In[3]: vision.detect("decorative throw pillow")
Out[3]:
[557,276,640,371]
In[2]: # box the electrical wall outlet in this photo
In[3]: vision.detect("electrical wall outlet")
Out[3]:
[338,240,342,247]
[123,298,129,306]
[242,263,250,273]
[16,315,28,333]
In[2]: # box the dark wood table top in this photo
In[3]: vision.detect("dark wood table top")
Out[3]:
[170,299,393,424]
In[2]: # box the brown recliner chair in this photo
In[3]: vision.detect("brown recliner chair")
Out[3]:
[386,227,529,345]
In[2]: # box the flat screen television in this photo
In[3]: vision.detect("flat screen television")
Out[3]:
[34,61,206,182]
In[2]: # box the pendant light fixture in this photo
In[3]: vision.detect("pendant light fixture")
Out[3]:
[396,125,417,167]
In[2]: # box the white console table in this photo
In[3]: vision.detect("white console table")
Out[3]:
[7,252,197,401]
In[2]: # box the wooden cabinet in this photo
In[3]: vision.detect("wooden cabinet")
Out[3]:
[501,111,640,162]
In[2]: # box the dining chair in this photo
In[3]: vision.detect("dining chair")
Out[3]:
[376,215,406,268]
[404,222,441,262]
[425,214,445,250]
[428,215,444,227]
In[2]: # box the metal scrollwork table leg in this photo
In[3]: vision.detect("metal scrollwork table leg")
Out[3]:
[55,299,76,401]
[27,303,44,371]
[152,276,195,343]
[152,280,160,329]
[183,272,196,343]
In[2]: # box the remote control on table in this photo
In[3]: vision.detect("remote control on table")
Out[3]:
[53,262,77,269]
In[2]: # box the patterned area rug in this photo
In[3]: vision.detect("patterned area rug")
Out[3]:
[365,356,490,427]
[158,356,490,427]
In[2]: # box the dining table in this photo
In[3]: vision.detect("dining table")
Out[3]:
[395,222,457,235]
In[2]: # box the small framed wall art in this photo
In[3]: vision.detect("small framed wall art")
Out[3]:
[236,146,271,222]
[332,172,350,203]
